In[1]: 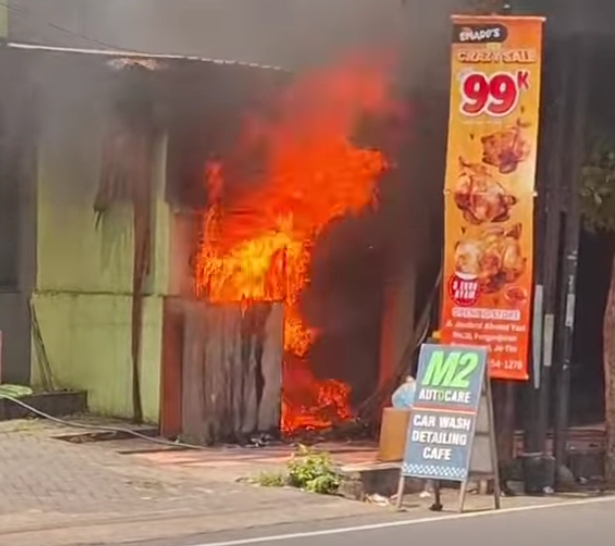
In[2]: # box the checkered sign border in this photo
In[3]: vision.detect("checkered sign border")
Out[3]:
[402,462,467,480]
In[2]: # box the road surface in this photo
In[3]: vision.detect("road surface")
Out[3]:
[132,496,615,546]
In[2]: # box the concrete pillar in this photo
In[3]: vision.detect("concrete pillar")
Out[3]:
[378,261,417,390]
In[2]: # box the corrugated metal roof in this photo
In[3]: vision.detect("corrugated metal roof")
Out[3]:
[6,41,287,72]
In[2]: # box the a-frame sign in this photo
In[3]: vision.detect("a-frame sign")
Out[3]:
[396,343,500,512]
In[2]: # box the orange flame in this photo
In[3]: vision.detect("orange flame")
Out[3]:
[195,53,395,434]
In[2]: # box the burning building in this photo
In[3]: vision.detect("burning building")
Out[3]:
[0,6,446,445]
[162,51,412,443]
[192,53,398,436]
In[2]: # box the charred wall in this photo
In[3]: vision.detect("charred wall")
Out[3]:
[162,62,288,300]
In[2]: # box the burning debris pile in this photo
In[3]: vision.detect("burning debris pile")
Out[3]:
[194,52,399,435]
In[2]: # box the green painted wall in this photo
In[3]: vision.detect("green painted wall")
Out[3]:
[31,294,163,422]
[0,2,6,40]
[30,68,170,423]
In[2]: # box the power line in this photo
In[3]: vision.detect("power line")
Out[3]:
[0,0,140,52]
[0,2,286,72]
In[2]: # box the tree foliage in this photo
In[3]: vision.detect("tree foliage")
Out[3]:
[581,137,615,233]
[579,49,615,479]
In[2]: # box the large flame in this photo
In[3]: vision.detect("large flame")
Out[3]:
[195,53,395,434]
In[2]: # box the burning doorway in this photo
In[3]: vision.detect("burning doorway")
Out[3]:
[164,51,406,443]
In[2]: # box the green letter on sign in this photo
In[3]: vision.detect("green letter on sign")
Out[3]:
[449,352,479,389]
[423,350,480,389]
[423,351,460,387]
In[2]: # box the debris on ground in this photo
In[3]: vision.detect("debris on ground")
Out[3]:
[365,493,390,506]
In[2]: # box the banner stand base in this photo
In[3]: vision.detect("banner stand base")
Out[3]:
[395,475,499,513]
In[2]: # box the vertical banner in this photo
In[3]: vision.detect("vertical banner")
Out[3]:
[440,16,545,381]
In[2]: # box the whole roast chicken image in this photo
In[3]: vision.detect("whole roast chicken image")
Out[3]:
[454,223,526,293]
[480,120,531,174]
[454,159,518,225]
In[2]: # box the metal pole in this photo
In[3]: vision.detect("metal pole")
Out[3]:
[526,130,547,454]
[535,39,572,457]
[523,36,570,494]
[525,35,569,443]
[553,37,590,482]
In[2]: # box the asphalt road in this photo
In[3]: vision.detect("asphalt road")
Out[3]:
[129,496,615,546]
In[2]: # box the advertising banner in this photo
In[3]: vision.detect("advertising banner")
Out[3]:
[401,344,488,482]
[439,15,545,381]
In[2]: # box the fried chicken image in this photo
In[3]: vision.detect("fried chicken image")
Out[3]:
[454,158,518,225]
[480,120,531,174]
[453,223,526,294]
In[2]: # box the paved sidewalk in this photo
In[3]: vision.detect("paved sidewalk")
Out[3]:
[0,420,380,546]
[0,419,605,546]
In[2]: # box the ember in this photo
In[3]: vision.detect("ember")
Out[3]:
[194,52,396,434]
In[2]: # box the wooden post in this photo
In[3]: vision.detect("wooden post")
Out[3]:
[486,375,502,509]
[395,473,406,510]
[431,481,443,512]
[457,479,469,513]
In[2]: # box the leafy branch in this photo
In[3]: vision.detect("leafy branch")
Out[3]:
[581,136,615,233]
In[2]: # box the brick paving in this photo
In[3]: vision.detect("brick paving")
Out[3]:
[0,421,380,545]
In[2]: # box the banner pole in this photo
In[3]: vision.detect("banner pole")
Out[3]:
[486,370,502,508]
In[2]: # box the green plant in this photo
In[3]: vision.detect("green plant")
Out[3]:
[287,445,341,494]
[581,137,615,231]
[255,471,287,487]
